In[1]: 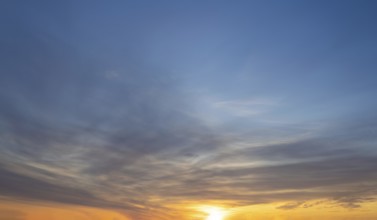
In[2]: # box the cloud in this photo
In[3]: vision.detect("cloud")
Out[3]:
[0,209,25,220]
[0,167,138,210]
[212,98,278,117]
[1,2,377,219]
[277,200,326,210]
[0,6,228,217]
[276,202,304,210]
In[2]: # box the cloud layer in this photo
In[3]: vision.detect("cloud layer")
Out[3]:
[1,1,377,219]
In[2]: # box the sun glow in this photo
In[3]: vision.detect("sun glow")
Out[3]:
[204,207,226,220]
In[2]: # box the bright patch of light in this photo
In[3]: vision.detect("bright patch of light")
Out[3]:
[205,207,225,220]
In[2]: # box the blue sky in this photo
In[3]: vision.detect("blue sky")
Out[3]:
[1,0,377,219]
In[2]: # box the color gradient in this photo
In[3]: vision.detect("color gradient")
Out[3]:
[1,0,377,219]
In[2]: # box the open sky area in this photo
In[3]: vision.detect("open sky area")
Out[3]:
[1,0,377,219]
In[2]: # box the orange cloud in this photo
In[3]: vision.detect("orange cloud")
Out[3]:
[0,200,131,220]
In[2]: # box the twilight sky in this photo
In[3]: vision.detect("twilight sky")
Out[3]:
[1,1,377,220]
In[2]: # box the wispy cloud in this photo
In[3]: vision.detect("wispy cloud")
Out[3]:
[212,98,279,117]
[1,1,377,219]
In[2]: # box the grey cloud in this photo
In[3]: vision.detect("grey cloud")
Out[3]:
[333,196,376,209]
[0,166,140,211]
[276,201,304,210]
[138,125,377,208]
[0,3,226,215]
[276,200,325,210]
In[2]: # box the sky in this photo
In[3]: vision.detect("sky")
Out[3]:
[0,0,377,219]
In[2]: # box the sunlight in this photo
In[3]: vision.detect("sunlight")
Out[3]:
[205,207,226,220]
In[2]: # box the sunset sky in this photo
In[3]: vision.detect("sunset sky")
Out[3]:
[1,1,377,220]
